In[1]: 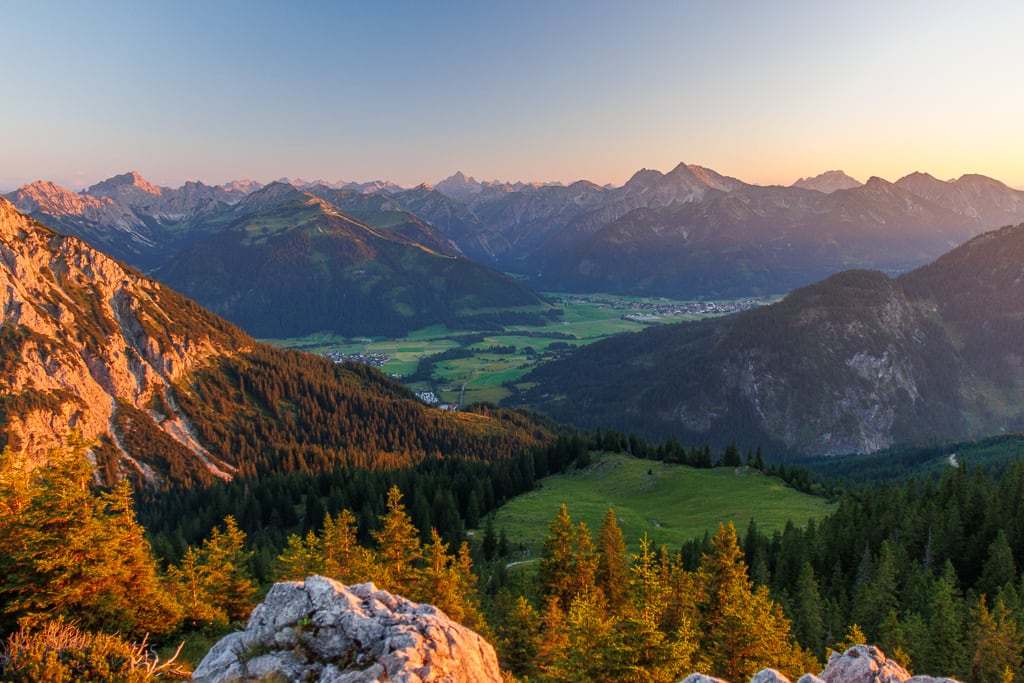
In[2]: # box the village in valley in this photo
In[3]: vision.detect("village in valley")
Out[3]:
[554,294,769,323]
[310,294,774,410]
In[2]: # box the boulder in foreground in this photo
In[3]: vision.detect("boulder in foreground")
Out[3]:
[192,576,501,683]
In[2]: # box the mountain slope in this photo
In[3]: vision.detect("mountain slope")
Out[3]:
[154,189,549,337]
[513,223,1024,455]
[0,195,249,483]
[0,197,552,488]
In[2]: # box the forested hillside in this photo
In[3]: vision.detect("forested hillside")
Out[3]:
[0,197,553,491]
[513,224,1024,457]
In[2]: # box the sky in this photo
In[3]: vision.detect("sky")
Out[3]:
[3,0,1023,191]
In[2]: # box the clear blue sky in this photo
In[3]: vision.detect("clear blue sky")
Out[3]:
[3,0,1022,191]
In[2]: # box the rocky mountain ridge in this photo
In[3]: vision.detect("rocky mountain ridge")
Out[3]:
[5,171,255,269]
[0,196,247,481]
[10,165,1024,304]
[153,188,548,337]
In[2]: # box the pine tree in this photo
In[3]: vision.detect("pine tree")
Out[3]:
[199,516,257,622]
[979,530,1017,600]
[924,561,967,676]
[832,623,867,655]
[793,562,826,657]
[372,486,423,595]
[0,445,181,638]
[321,509,374,583]
[499,594,541,678]
[276,530,324,580]
[697,522,800,681]
[538,504,595,609]
[544,588,616,682]
[169,515,256,627]
[852,539,900,641]
[596,507,629,612]
[168,546,221,627]
[536,595,569,679]
[968,596,1022,683]
[481,513,497,561]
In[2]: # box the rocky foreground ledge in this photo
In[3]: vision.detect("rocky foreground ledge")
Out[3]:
[193,576,961,683]
[683,645,960,683]
[192,576,500,682]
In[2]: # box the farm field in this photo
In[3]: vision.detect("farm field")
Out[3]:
[488,451,835,561]
[265,294,773,405]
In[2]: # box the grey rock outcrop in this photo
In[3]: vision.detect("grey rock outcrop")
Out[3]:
[751,670,792,683]
[820,645,910,683]
[680,674,731,683]
[192,576,501,683]
[796,675,825,683]
[678,645,961,683]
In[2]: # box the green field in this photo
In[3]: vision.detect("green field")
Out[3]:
[489,452,834,560]
[264,294,776,405]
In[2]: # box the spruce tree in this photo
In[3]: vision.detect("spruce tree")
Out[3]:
[925,561,967,676]
[793,562,826,657]
[596,507,629,612]
[372,486,423,595]
[697,522,801,681]
[499,595,541,678]
[0,445,180,638]
[538,504,595,609]
[968,596,1022,683]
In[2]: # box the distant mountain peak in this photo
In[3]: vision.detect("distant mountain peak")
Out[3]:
[792,170,862,193]
[898,171,942,183]
[85,170,163,198]
[5,180,130,222]
[445,171,473,184]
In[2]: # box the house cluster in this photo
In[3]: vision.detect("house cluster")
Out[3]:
[415,391,459,411]
[323,351,391,368]
[556,295,767,321]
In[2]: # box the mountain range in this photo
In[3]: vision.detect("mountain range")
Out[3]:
[153,185,548,338]
[0,196,550,488]
[510,220,1024,456]
[8,164,1024,339]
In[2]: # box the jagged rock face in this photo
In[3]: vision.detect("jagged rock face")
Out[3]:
[0,197,245,481]
[678,646,961,683]
[193,576,501,683]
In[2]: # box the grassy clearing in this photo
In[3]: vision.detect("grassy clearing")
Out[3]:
[490,452,834,560]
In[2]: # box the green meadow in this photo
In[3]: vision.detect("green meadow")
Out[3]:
[265,294,774,404]
[488,452,835,560]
